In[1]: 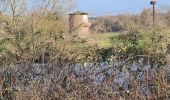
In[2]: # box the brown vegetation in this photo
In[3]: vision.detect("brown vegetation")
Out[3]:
[0,0,169,99]
[91,8,170,33]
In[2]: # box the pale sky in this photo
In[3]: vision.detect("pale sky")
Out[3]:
[27,0,170,16]
[76,0,170,16]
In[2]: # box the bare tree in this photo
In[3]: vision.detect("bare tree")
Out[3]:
[0,0,76,65]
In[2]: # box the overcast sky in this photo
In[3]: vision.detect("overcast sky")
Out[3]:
[76,0,170,16]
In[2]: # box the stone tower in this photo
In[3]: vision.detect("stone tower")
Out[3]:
[69,11,91,35]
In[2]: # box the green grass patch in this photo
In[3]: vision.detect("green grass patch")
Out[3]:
[79,32,119,48]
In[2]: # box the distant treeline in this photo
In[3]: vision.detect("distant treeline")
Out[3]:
[90,8,170,33]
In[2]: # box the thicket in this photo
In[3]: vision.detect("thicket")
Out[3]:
[91,8,170,33]
[0,0,169,99]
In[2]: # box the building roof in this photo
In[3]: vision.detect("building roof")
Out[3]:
[69,11,88,15]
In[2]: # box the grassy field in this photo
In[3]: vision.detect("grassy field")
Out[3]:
[79,32,119,48]
[69,30,170,51]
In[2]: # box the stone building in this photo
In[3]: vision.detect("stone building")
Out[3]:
[69,11,91,35]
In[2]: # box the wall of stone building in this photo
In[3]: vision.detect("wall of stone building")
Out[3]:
[69,14,91,35]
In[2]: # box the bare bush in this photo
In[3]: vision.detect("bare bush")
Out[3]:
[91,8,170,33]
[0,58,169,99]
